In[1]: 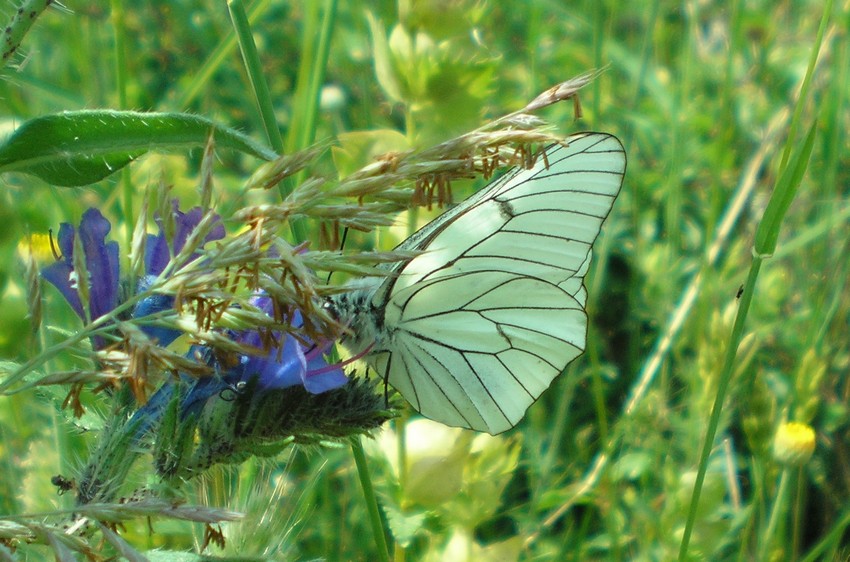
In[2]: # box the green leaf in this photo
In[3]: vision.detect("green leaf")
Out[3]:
[612,451,654,481]
[0,110,277,187]
[754,122,818,255]
[366,13,403,103]
[382,503,428,548]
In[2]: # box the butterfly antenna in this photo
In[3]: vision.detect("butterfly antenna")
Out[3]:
[325,226,350,284]
[383,369,390,408]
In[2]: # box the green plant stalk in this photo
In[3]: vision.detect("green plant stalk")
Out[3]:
[758,467,792,561]
[678,122,818,561]
[110,0,128,110]
[0,301,139,394]
[5,73,82,107]
[587,338,609,444]
[736,457,765,561]
[40,308,71,496]
[791,464,805,558]
[395,411,408,562]
[604,471,622,561]
[227,0,284,155]
[678,253,762,561]
[0,410,22,512]
[812,236,850,350]
[0,0,51,67]
[227,0,313,245]
[665,2,695,252]
[540,364,578,485]
[583,85,622,446]
[710,0,741,241]
[175,0,272,110]
[284,4,319,156]
[590,0,603,122]
[525,4,540,93]
[283,0,337,243]
[808,34,849,353]
[754,122,818,255]
[351,437,391,562]
[110,0,133,248]
[296,0,337,160]
[778,0,832,171]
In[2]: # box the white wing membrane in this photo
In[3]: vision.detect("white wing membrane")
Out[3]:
[381,272,587,432]
[356,132,625,434]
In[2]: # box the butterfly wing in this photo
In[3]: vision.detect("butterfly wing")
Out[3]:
[369,132,625,434]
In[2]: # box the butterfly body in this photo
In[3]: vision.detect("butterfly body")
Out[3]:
[331,132,625,434]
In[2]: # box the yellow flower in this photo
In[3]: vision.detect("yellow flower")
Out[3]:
[370,418,473,507]
[17,233,54,263]
[772,422,815,466]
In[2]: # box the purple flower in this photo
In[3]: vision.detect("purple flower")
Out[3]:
[232,296,347,393]
[42,204,225,348]
[42,208,120,326]
[178,300,347,418]
[42,204,349,443]
[132,301,348,440]
[144,203,225,278]
[132,203,225,346]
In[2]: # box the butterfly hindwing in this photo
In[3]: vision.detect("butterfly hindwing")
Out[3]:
[381,272,587,432]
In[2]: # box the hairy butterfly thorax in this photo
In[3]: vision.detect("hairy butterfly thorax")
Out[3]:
[326,277,386,355]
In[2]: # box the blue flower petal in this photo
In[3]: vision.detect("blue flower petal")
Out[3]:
[145,203,225,276]
[303,347,348,393]
[132,275,181,346]
[144,231,171,278]
[42,209,119,324]
[216,313,348,396]
[77,209,120,321]
[251,333,307,391]
[134,300,181,346]
[303,367,348,393]
[137,205,224,344]
[173,204,226,253]
[55,222,75,260]
[42,260,84,318]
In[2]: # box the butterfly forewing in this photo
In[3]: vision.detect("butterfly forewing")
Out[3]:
[346,132,625,434]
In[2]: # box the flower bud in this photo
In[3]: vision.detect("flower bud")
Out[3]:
[772,422,815,466]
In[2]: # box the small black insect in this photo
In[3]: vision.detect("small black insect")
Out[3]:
[51,474,75,495]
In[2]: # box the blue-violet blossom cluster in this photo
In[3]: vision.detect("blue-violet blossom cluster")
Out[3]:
[42,206,348,429]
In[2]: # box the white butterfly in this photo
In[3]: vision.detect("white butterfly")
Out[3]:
[330,132,626,434]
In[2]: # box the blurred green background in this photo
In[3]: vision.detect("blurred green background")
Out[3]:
[0,1,846,560]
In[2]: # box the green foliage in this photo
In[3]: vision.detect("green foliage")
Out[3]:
[0,110,276,186]
[368,10,498,145]
[153,377,394,481]
[0,0,847,561]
